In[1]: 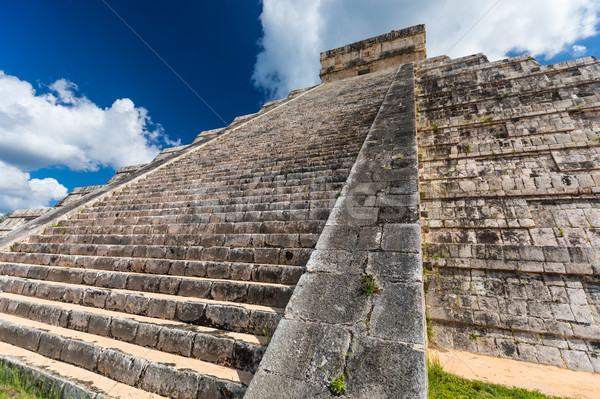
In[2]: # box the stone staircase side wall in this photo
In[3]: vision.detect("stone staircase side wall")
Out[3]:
[0,209,52,236]
[245,64,427,398]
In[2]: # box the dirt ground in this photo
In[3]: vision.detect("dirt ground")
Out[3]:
[430,347,600,399]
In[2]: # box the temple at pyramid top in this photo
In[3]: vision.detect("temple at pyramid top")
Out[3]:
[319,24,426,82]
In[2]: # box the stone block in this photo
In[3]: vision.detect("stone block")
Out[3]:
[496,338,519,359]
[305,249,367,274]
[37,332,65,359]
[87,314,111,337]
[561,349,594,371]
[516,342,538,362]
[245,371,327,399]
[97,348,146,386]
[287,272,370,324]
[211,282,248,302]
[370,282,425,345]
[141,363,200,399]
[543,246,570,263]
[146,298,176,319]
[204,305,249,331]
[535,345,563,367]
[111,318,138,342]
[315,225,359,250]
[346,335,427,399]
[124,294,150,315]
[60,340,100,371]
[157,328,194,357]
[366,252,422,281]
[247,284,291,308]
[231,341,264,372]
[134,323,161,347]
[381,224,421,253]
[68,311,90,332]
[257,318,350,384]
[105,292,128,312]
[196,376,245,399]
[176,301,205,323]
[192,334,234,364]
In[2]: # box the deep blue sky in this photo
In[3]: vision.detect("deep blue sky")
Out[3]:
[1,0,264,192]
[1,1,599,212]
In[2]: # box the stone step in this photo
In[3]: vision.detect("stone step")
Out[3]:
[43,220,326,237]
[29,233,320,251]
[138,162,353,188]
[110,179,346,202]
[117,169,351,195]
[0,263,294,308]
[96,184,344,207]
[0,276,283,334]
[11,242,313,266]
[62,208,332,229]
[85,196,335,215]
[0,254,304,285]
[0,293,266,373]
[89,192,336,213]
[0,342,168,398]
[141,146,358,172]
[77,199,334,219]
[113,157,355,190]
[75,205,333,225]
[124,167,352,193]
[0,313,248,398]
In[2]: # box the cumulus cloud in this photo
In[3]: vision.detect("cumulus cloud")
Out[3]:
[0,71,179,213]
[253,0,600,99]
[0,72,179,172]
[573,44,588,56]
[0,160,67,212]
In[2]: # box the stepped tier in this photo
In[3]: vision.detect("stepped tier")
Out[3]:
[417,54,600,372]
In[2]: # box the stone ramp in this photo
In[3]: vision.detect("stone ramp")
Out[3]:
[0,67,396,398]
[417,54,600,372]
[246,64,427,398]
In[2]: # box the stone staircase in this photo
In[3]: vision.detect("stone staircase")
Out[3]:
[0,67,394,398]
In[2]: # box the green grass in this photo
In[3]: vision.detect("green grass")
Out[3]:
[330,374,347,396]
[428,359,569,399]
[360,274,381,296]
[0,362,62,399]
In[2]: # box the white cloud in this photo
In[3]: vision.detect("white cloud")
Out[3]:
[0,160,67,212]
[573,44,588,56]
[253,0,600,99]
[0,71,179,213]
[0,71,179,172]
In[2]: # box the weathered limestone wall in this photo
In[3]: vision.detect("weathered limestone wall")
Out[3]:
[0,209,52,236]
[417,54,600,372]
[247,64,427,398]
[320,25,426,83]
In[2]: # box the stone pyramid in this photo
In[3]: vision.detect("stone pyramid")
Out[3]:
[0,24,599,398]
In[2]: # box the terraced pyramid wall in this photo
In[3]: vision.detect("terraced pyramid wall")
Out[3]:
[417,54,600,372]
